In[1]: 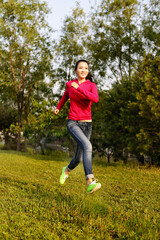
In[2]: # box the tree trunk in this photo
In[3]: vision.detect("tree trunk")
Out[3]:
[17,128,21,151]
[17,94,23,151]
[24,138,28,152]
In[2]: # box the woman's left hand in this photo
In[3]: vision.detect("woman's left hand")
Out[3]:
[71,82,79,89]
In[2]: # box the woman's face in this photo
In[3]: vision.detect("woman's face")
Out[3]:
[75,61,89,80]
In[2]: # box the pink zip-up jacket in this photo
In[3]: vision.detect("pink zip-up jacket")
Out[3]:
[56,79,99,121]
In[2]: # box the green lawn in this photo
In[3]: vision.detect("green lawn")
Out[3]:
[0,150,160,240]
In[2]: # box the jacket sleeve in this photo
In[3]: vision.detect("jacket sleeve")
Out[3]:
[76,83,99,103]
[56,83,69,110]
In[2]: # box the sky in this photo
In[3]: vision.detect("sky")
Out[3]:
[46,0,97,38]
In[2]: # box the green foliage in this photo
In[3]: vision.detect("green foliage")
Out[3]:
[133,55,160,163]
[0,102,17,131]
[0,150,160,239]
[92,82,137,162]
[24,99,56,146]
[87,0,143,82]
[23,96,71,152]
[0,89,18,148]
[142,0,160,55]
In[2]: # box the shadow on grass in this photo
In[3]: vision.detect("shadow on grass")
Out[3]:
[0,149,128,170]
[0,149,70,162]
[93,156,125,169]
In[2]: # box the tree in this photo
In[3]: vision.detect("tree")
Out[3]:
[133,55,160,164]
[87,0,143,83]
[0,0,54,150]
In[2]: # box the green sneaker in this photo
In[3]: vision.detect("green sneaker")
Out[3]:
[87,180,101,194]
[60,167,68,184]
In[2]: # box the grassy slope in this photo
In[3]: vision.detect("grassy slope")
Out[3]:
[0,150,160,240]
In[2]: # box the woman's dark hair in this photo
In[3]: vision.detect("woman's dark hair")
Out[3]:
[75,59,93,82]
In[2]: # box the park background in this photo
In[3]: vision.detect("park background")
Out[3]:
[0,0,160,239]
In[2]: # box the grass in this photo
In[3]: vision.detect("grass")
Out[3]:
[0,150,160,240]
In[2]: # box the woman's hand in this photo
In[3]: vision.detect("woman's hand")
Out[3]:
[71,82,79,89]
[53,109,59,115]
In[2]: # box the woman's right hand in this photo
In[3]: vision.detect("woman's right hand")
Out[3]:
[53,109,59,115]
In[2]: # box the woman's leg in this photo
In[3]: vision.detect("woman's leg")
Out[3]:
[66,120,94,180]
[66,143,82,173]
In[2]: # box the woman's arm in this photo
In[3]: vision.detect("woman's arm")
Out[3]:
[55,84,69,112]
[71,82,99,103]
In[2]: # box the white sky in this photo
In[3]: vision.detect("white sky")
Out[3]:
[46,0,97,38]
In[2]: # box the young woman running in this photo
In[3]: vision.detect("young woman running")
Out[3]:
[54,60,101,193]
